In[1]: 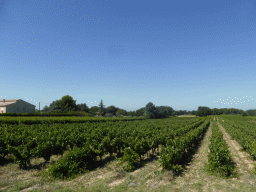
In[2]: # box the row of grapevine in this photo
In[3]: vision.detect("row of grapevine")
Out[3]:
[0,118,207,171]
[159,119,210,172]
[0,116,145,125]
[217,118,256,160]
[207,120,235,177]
[49,118,209,177]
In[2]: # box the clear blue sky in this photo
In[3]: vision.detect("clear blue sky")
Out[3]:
[1,0,256,112]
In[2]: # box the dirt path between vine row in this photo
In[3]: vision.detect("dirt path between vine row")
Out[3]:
[216,120,256,174]
[171,121,214,191]
[170,120,256,192]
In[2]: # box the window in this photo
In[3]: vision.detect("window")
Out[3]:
[1,108,3,112]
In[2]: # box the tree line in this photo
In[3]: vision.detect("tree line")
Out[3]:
[37,95,252,118]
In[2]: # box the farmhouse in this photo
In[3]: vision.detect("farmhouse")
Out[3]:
[0,99,36,114]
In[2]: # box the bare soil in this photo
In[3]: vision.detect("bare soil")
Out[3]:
[169,118,215,191]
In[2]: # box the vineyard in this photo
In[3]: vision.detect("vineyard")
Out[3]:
[1,115,256,191]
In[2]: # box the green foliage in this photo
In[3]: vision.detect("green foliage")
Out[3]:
[47,145,98,179]
[155,106,174,118]
[144,102,158,119]
[57,95,78,113]
[2,112,18,116]
[211,108,221,115]
[42,100,63,114]
[160,119,210,172]
[76,103,89,113]
[207,121,236,177]
[0,127,8,159]
[245,109,256,116]
[41,95,81,114]
[104,105,119,116]
[196,106,212,117]
[211,108,244,115]
[65,110,87,116]
[5,128,37,169]
[143,103,174,119]
[116,109,128,117]
[116,148,139,172]
[134,107,146,117]
[1,116,210,178]
[172,110,187,116]
[242,112,248,116]
[89,106,100,116]
[218,117,256,161]
[130,137,150,160]
[142,113,149,119]
[98,99,106,117]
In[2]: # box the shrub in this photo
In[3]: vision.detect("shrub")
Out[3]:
[47,145,98,179]
[84,113,93,117]
[123,116,132,118]
[95,115,104,118]
[116,148,139,172]
[67,111,87,116]
[142,114,149,119]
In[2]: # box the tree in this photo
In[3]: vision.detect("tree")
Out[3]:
[135,107,146,116]
[104,113,114,117]
[116,109,128,117]
[195,106,211,117]
[211,108,219,115]
[245,109,256,116]
[242,112,248,117]
[142,113,150,119]
[44,100,63,114]
[175,110,186,116]
[156,106,174,118]
[57,95,78,113]
[155,110,167,119]
[42,105,49,113]
[89,106,100,116]
[144,102,160,119]
[76,103,89,113]
[98,99,106,116]
[127,111,136,117]
[105,105,119,116]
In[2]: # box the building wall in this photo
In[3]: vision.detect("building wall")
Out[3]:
[0,107,6,113]
[6,100,35,113]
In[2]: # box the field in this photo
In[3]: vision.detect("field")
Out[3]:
[1,115,256,191]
